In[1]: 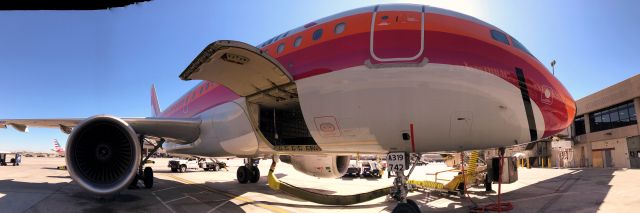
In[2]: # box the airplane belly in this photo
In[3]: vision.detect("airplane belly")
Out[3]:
[296,64,544,153]
[164,98,260,157]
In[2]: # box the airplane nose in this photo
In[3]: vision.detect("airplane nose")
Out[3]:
[556,80,577,130]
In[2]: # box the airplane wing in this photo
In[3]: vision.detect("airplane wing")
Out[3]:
[0,117,201,144]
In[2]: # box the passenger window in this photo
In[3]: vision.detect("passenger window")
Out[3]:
[294,36,302,47]
[490,30,510,45]
[199,86,204,94]
[205,82,209,90]
[277,43,285,54]
[312,29,323,41]
[334,22,346,34]
[192,92,196,99]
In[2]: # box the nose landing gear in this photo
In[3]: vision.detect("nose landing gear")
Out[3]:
[388,152,421,213]
[237,158,260,184]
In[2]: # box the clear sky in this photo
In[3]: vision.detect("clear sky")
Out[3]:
[1,0,639,152]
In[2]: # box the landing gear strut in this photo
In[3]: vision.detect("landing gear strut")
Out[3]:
[130,136,164,189]
[237,158,260,184]
[389,152,421,213]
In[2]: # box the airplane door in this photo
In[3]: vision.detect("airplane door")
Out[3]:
[180,40,293,97]
[179,40,321,150]
[370,5,424,62]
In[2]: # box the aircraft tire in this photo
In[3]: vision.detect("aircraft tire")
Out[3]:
[485,172,493,192]
[249,167,260,183]
[407,199,420,212]
[237,166,250,184]
[143,167,153,189]
[457,182,465,196]
[392,202,419,213]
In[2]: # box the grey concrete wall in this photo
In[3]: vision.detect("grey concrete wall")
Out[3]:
[576,74,640,115]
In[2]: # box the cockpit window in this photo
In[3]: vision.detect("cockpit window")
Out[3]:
[511,37,533,56]
[490,30,510,45]
[279,32,289,40]
[312,29,323,41]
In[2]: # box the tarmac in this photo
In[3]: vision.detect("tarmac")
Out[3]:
[1,157,639,213]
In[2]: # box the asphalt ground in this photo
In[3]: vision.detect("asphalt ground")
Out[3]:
[0,157,638,212]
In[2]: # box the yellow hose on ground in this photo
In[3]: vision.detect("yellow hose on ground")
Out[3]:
[267,160,392,205]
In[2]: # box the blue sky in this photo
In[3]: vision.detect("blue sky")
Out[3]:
[1,0,639,152]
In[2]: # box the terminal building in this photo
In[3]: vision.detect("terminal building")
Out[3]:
[570,74,640,168]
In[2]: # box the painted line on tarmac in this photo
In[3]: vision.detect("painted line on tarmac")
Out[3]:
[152,186,178,193]
[207,200,230,213]
[162,174,290,213]
[164,196,189,204]
[151,191,177,213]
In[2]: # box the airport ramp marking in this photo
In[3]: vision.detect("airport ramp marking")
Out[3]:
[164,196,189,204]
[151,191,177,213]
[162,173,290,213]
[152,186,178,193]
[207,200,230,213]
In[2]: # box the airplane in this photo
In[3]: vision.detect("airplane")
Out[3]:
[0,4,575,212]
[51,139,66,157]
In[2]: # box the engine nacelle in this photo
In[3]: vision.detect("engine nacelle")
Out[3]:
[66,115,141,196]
[280,155,350,178]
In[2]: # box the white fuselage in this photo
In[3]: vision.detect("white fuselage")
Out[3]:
[165,63,543,157]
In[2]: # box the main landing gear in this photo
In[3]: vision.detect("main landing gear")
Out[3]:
[130,136,164,189]
[388,152,421,213]
[237,158,260,184]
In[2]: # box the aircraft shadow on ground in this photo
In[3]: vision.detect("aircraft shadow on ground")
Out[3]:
[202,178,394,210]
[0,176,250,213]
[416,168,615,212]
[200,172,466,212]
[215,168,614,212]
[0,167,615,212]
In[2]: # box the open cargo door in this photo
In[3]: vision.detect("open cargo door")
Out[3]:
[180,40,319,150]
[180,40,294,98]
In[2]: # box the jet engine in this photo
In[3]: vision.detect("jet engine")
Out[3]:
[66,115,141,196]
[280,155,350,178]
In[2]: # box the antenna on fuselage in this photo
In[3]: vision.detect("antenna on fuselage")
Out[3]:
[550,60,556,75]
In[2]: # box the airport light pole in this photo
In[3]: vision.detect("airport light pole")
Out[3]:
[550,60,556,75]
